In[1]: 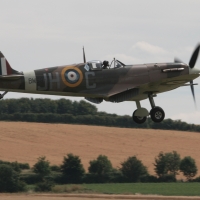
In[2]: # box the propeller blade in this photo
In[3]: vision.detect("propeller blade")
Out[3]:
[174,57,183,63]
[190,80,196,107]
[189,44,200,68]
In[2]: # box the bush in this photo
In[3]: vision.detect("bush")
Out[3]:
[35,180,54,192]
[120,156,148,182]
[50,165,61,172]
[82,171,123,184]
[89,155,113,175]
[19,163,30,169]
[157,174,176,182]
[0,164,27,192]
[33,156,51,179]
[60,154,85,183]
[140,175,158,183]
[106,169,126,183]
[0,160,21,172]
[20,173,64,185]
[154,151,181,179]
[192,176,200,182]
[10,162,21,173]
[180,156,198,181]
[88,155,113,183]
[20,174,41,184]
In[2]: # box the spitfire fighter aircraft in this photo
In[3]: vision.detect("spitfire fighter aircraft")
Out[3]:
[0,44,200,124]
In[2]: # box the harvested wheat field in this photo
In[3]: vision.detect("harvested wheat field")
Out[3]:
[0,121,200,177]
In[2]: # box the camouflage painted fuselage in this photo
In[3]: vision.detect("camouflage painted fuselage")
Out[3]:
[0,62,198,102]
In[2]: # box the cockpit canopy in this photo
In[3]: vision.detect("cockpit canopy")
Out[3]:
[85,59,125,71]
[87,60,102,70]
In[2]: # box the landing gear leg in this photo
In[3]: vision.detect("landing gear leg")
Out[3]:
[148,93,165,123]
[132,101,148,124]
[0,91,8,99]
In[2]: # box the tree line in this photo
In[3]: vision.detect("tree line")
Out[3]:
[0,98,200,132]
[0,151,199,192]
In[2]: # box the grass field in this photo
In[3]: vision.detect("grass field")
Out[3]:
[39,183,200,196]
[76,183,200,196]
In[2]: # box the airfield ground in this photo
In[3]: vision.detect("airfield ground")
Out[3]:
[1,194,200,200]
[0,121,200,177]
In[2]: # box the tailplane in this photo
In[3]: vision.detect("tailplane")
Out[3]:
[0,52,21,75]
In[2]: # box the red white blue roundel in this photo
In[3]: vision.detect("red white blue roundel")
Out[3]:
[61,66,83,87]
[64,69,80,84]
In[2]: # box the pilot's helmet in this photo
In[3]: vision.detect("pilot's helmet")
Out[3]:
[103,60,109,66]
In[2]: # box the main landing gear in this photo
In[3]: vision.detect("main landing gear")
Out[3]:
[132,101,148,124]
[132,94,165,124]
[0,91,8,99]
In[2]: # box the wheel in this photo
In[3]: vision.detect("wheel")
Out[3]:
[132,110,147,124]
[150,106,165,123]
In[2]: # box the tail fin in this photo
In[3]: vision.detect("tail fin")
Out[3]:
[0,52,20,75]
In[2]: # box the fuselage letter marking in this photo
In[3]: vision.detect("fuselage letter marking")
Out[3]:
[85,72,96,89]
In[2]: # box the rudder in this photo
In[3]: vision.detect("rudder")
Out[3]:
[0,52,20,75]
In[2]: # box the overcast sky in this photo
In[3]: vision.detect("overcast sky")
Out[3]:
[0,0,200,124]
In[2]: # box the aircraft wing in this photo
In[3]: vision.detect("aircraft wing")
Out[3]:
[144,74,199,92]
[106,73,199,103]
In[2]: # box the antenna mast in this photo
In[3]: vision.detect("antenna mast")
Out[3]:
[83,47,86,63]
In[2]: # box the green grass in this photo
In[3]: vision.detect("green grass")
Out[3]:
[81,183,200,196]
[26,183,200,196]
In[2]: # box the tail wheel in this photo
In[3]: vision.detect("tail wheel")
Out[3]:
[150,106,165,123]
[132,110,147,124]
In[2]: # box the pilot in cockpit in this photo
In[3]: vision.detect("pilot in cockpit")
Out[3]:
[102,60,109,69]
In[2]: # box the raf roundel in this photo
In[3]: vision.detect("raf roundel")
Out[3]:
[65,70,80,83]
[61,66,83,87]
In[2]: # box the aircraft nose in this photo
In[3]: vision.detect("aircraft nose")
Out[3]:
[189,67,200,74]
